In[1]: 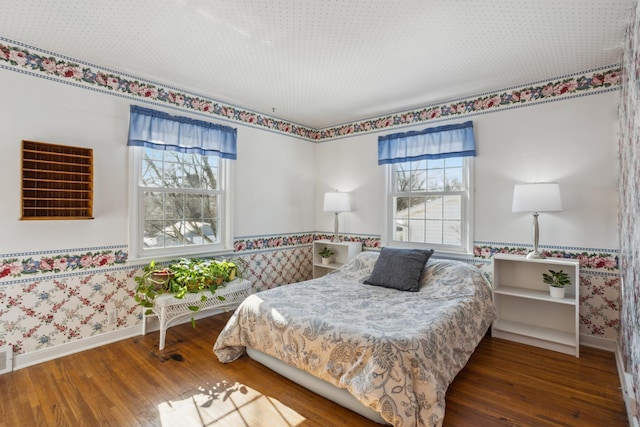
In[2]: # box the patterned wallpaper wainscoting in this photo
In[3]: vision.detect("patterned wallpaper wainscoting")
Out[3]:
[1,268,138,355]
[617,0,640,414]
[231,232,381,292]
[0,237,621,361]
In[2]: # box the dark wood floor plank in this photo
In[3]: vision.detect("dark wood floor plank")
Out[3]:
[0,312,628,426]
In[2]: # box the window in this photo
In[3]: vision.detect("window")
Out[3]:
[127,106,236,259]
[379,121,475,254]
[130,147,231,258]
[387,157,472,253]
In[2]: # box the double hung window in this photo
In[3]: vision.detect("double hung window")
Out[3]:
[128,106,236,259]
[380,121,475,254]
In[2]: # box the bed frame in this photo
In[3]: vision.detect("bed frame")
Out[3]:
[246,347,388,425]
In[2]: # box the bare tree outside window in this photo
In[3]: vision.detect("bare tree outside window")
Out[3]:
[141,148,221,249]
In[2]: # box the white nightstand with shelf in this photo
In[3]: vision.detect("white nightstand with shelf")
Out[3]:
[491,253,580,357]
[312,239,362,278]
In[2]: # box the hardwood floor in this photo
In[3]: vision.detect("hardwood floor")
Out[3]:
[0,311,628,426]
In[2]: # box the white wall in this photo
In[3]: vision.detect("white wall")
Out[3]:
[0,69,315,255]
[234,126,315,237]
[314,92,620,251]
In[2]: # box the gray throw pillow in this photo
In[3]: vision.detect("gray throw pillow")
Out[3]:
[363,247,434,292]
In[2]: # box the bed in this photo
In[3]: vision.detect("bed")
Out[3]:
[214,250,495,427]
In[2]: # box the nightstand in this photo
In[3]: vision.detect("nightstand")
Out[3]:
[491,253,580,357]
[312,240,362,278]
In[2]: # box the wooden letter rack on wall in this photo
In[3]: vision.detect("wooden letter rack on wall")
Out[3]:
[21,140,94,220]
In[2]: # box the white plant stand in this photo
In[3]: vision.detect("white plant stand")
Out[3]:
[142,278,251,350]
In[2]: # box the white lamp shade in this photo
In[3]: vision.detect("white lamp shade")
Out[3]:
[512,183,562,213]
[323,192,351,212]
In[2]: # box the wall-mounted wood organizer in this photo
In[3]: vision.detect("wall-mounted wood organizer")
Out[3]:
[21,140,93,220]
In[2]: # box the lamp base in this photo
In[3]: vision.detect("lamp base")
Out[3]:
[526,250,546,259]
[332,212,341,242]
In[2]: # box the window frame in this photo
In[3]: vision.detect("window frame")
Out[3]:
[128,146,233,261]
[383,157,474,255]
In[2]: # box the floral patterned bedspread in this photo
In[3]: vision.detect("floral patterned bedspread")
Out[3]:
[214,252,495,427]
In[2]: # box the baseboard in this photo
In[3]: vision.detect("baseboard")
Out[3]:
[13,326,141,371]
[579,333,616,352]
[0,345,13,374]
[12,306,236,371]
[615,342,639,427]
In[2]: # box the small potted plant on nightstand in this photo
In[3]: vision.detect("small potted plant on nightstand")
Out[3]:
[542,269,571,299]
[319,247,335,265]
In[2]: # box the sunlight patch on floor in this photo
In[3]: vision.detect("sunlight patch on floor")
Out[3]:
[157,380,307,427]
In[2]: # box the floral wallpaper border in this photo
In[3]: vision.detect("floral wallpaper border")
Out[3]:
[472,242,619,271]
[0,37,621,142]
[233,232,381,253]
[0,246,128,281]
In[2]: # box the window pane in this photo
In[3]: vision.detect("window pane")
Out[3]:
[443,195,461,220]
[164,193,184,220]
[163,160,183,188]
[395,168,409,192]
[162,221,185,247]
[445,167,463,190]
[427,168,444,191]
[409,197,426,219]
[143,220,164,248]
[410,170,426,191]
[202,157,218,190]
[408,219,426,242]
[425,220,443,244]
[204,194,218,221]
[394,218,408,241]
[142,159,162,186]
[143,192,164,220]
[395,197,411,219]
[184,194,203,220]
[182,161,201,189]
[443,220,461,245]
[425,196,442,220]
[202,219,218,244]
[183,220,212,245]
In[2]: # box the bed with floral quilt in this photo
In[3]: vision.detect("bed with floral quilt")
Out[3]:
[214,249,495,427]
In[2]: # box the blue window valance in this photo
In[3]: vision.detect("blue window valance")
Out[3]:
[127,105,237,159]
[378,121,475,165]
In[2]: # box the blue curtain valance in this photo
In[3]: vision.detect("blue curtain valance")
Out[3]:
[378,121,475,165]
[127,105,237,159]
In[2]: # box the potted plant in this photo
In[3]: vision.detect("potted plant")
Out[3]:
[319,247,335,265]
[134,260,175,311]
[134,257,242,318]
[542,269,571,298]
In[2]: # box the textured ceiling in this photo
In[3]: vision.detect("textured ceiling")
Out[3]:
[0,0,632,129]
